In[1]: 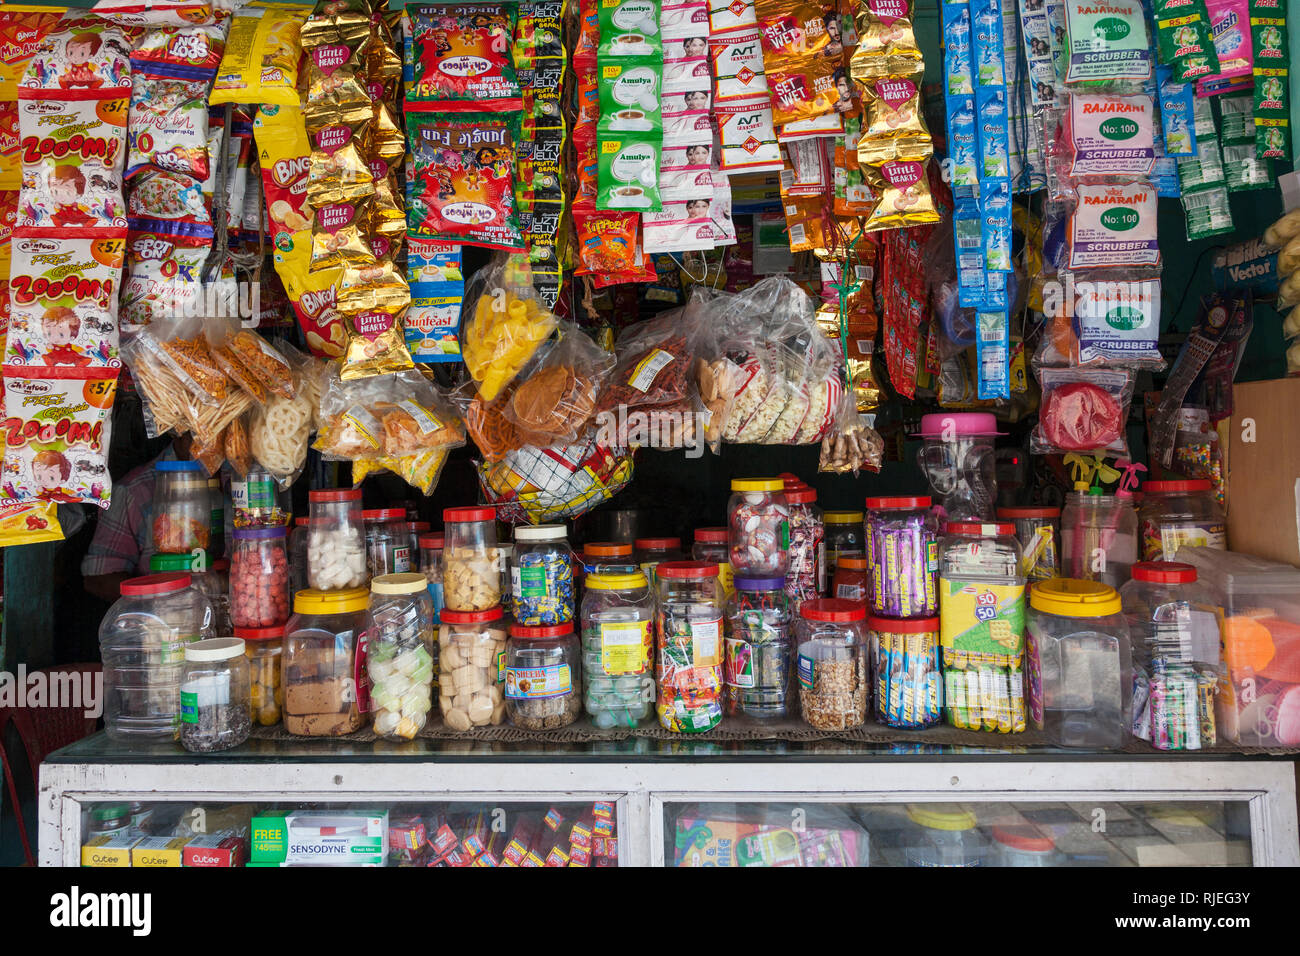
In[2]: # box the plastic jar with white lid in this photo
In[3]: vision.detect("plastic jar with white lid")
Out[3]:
[656,561,725,733]
[438,606,508,729]
[1139,479,1226,562]
[442,506,501,612]
[728,479,790,577]
[307,489,368,591]
[512,524,575,625]
[282,588,369,736]
[582,571,655,728]
[796,598,869,730]
[180,638,250,753]
[367,573,436,740]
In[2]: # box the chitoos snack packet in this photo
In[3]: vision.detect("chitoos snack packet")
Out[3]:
[406,113,525,250]
[755,0,840,126]
[404,3,523,112]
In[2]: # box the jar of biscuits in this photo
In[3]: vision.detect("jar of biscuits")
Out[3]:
[442,506,502,612]
[282,588,369,736]
[438,606,508,730]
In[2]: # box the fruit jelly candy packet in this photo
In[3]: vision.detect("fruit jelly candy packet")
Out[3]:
[18,96,128,237]
[1063,0,1152,86]
[599,0,664,58]
[1068,181,1160,269]
[6,234,124,367]
[513,0,564,64]
[404,3,522,111]
[310,199,375,273]
[2,364,118,509]
[515,131,564,207]
[597,132,663,211]
[598,55,664,135]
[1154,0,1221,81]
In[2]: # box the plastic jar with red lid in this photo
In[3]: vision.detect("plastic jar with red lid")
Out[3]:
[997,505,1062,582]
[236,624,284,727]
[691,527,733,595]
[307,489,367,591]
[635,536,684,587]
[505,622,581,730]
[439,605,508,730]
[865,495,938,619]
[796,598,869,730]
[363,508,411,577]
[1138,479,1226,562]
[656,561,724,733]
[442,506,501,612]
[869,615,941,728]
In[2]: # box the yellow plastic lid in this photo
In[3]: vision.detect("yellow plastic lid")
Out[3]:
[824,511,865,523]
[731,478,784,492]
[906,804,978,831]
[293,587,369,615]
[585,572,649,591]
[1029,577,1121,617]
[370,572,428,596]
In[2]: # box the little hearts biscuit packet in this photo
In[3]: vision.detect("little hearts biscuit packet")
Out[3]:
[860,158,937,230]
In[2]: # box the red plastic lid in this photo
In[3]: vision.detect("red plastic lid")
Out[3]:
[1142,479,1211,494]
[295,516,310,527]
[585,541,633,557]
[439,606,505,625]
[444,506,496,523]
[992,825,1055,853]
[778,472,802,486]
[1131,561,1197,584]
[362,508,405,522]
[635,537,681,550]
[418,533,445,549]
[786,487,817,504]
[234,625,284,641]
[694,527,728,544]
[656,560,717,580]
[309,489,361,503]
[867,615,939,633]
[510,623,574,639]
[947,522,1016,537]
[997,506,1061,519]
[120,572,191,597]
[406,521,431,532]
[866,495,931,510]
[801,598,866,623]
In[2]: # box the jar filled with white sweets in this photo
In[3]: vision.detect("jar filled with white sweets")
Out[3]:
[307,489,369,591]
[442,506,501,612]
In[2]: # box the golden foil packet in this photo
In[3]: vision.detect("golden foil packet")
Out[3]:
[337,258,410,313]
[307,105,375,208]
[311,199,376,272]
[368,169,407,244]
[756,0,841,126]
[861,159,938,231]
[783,197,827,253]
[371,101,405,167]
[301,7,372,129]
[341,301,416,380]
[850,0,921,76]
[859,71,930,146]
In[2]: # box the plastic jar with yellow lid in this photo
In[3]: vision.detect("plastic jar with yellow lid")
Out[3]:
[282,588,370,736]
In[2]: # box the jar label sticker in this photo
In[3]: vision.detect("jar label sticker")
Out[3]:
[627,347,675,392]
[180,690,199,724]
[391,546,412,574]
[724,638,755,687]
[836,582,865,600]
[689,616,722,666]
[496,649,507,683]
[797,652,815,689]
[504,663,572,699]
[600,620,652,675]
[938,579,1026,657]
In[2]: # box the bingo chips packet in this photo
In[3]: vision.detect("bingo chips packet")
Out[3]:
[404,3,523,112]
[210,2,308,107]
[754,0,841,125]
[1153,0,1220,81]
[406,113,524,250]
[0,364,117,509]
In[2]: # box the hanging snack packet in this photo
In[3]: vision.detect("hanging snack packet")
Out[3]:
[596,133,663,210]
[599,0,664,57]
[119,227,208,330]
[6,234,124,367]
[300,0,371,131]
[1062,0,1151,88]
[1198,0,1253,94]
[19,17,133,96]
[1064,93,1156,177]
[406,113,524,250]
[210,2,307,106]
[716,96,783,173]
[0,8,62,189]
[405,236,463,363]
[306,107,374,208]
[404,2,522,111]
[755,0,839,125]
[310,199,374,272]
[850,0,922,68]
[858,70,930,157]
[574,205,642,275]
[1153,0,1221,81]
[1250,3,1290,160]
[1068,181,1160,269]
[0,364,117,509]
[860,158,938,231]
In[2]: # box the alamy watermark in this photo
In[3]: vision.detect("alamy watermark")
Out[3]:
[1040,275,1157,322]
[0,664,102,719]
[593,406,710,459]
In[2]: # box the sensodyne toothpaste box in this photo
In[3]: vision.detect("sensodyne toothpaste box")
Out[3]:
[249,811,388,867]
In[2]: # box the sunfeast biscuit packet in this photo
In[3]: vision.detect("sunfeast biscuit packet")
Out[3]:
[857,70,930,156]
[404,3,523,112]
[310,198,375,272]
[210,2,307,107]
[405,237,463,363]
[0,8,63,191]
[0,363,117,509]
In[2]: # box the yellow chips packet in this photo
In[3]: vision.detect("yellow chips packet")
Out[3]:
[210,2,309,107]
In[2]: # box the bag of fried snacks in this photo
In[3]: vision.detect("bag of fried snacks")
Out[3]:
[122,331,202,439]
[145,314,230,406]
[455,378,524,463]
[191,427,226,476]
[818,391,884,476]
[223,411,254,477]
[314,364,464,461]
[352,446,451,497]
[204,312,297,402]
[211,2,308,107]
[461,257,559,402]
[250,360,320,489]
[502,322,614,447]
[477,429,635,525]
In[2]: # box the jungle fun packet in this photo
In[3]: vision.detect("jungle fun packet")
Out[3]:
[406,113,525,249]
[1250,3,1290,160]
[1063,0,1152,87]
[1068,180,1160,269]
[0,363,117,510]
[1066,94,1156,177]
[405,3,523,112]
[210,2,307,107]
[1153,0,1221,81]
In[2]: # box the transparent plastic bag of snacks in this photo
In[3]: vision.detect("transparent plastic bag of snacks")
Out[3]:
[121,328,206,438]
[477,428,634,525]
[502,321,615,447]
[819,390,883,476]
[314,362,465,462]
[452,377,525,463]
[250,359,321,490]
[460,255,558,402]
[1031,365,1135,456]
[352,445,451,497]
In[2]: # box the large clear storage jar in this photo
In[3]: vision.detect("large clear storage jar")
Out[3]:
[442,506,501,612]
[725,576,793,719]
[229,526,290,629]
[870,615,942,728]
[728,479,790,577]
[997,505,1061,582]
[823,510,864,583]
[152,460,211,555]
[1139,479,1227,562]
[282,588,369,736]
[512,524,575,625]
[692,527,733,596]
[656,561,725,733]
[179,638,251,753]
[865,495,939,619]
[307,489,368,591]
[505,623,581,730]
[367,573,436,740]
[582,571,655,728]
[796,598,869,730]
[438,606,508,730]
[1060,489,1138,589]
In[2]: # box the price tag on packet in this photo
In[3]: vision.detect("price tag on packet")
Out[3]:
[6,235,123,367]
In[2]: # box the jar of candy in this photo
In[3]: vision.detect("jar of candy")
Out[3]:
[635,536,684,587]
[865,496,939,619]
[1060,489,1138,589]
[784,487,824,610]
[938,522,1026,734]
[206,477,225,561]
[692,527,733,596]
[152,460,211,555]
[581,572,655,728]
[1138,479,1226,562]
[823,511,865,584]
[229,526,291,629]
[442,506,501,612]
[512,524,575,625]
[1119,562,1223,750]
[725,576,793,718]
[364,508,411,576]
[583,541,638,575]
[505,623,581,730]
[728,479,790,577]
[870,615,942,728]
[438,606,508,730]
[307,489,368,591]
[367,573,436,740]
[796,598,869,730]
[405,521,430,571]
[288,516,310,600]
[656,561,725,733]
[1026,578,1132,749]
[99,573,214,742]
[179,638,251,753]
[997,505,1061,582]
[231,465,288,528]
[831,555,868,602]
[903,805,988,867]
[419,533,445,623]
[991,825,1061,866]
[236,625,283,727]
[282,588,370,736]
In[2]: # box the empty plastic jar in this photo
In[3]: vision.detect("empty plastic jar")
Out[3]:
[635,536,684,587]
[692,527,733,596]
[419,533,445,623]
[1060,489,1138,589]
[796,598,869,730]
[1139,479,1226,562]
[99,572,214,742]
[364,508,411,577]
[823,511,865,583]
[1026,578,1132,750]
[582,571,655,728]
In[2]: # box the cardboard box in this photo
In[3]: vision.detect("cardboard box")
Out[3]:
[1227,378,1300,567]
[183,834,246,867]
[250,810,387,867]
[81,833,141,867]
[131,836,188,867]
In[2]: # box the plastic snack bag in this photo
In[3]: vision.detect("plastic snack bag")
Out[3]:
[458,378,524,462]
[210,2,307,107]
[461,257,558,401]
[404,2,523,112]
[0,501,63,547]
[19,16,133,96]
[0,364,117,509]
[504,322,615,447]
[249,360,319,489]
[478,428,634,524]
[818,391,883,475]
[205,314,296,402]
[1032,365,1135,456]
[314,364,464,461]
